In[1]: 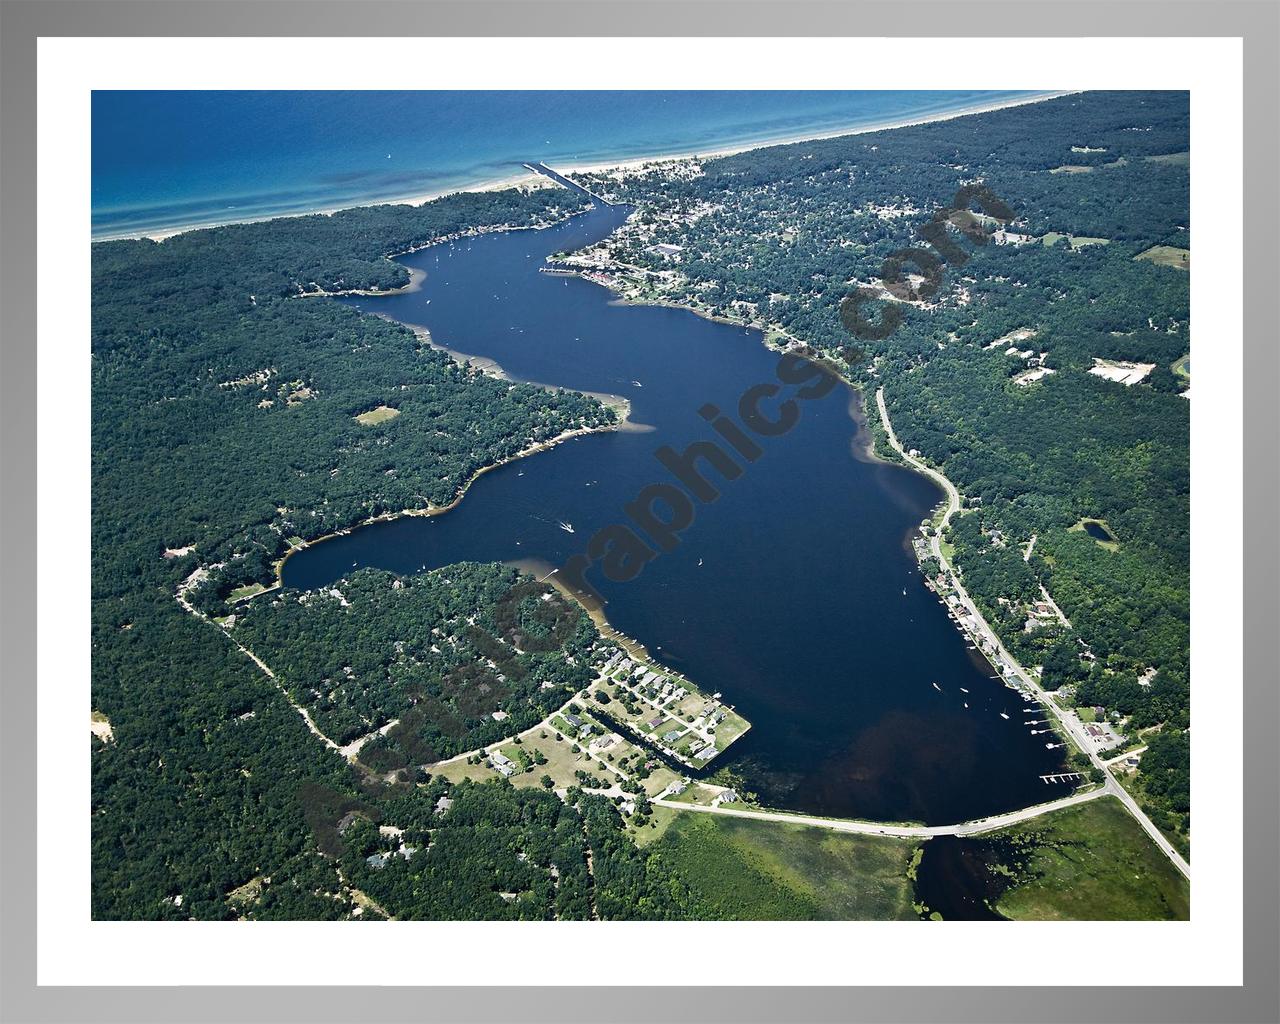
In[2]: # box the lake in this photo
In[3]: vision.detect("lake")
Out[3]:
[1082,520,1116,542]
[281,201,1067,826]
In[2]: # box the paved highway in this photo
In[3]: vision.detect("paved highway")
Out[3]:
[655,785,1109,838]
[876,388,1190,880]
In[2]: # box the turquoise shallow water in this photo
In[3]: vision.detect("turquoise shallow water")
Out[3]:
[91,89,1036,238]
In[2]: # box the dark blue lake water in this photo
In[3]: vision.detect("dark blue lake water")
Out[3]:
[281,203,1066,825]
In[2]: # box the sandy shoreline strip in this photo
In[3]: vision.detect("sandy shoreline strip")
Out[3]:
[555,91,1076,177]
[99,92,1075,244]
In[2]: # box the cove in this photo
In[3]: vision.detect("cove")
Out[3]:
[281,202,1067,825]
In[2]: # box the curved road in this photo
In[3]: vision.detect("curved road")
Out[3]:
[876,388,1190,879]
[656,785,1109,838]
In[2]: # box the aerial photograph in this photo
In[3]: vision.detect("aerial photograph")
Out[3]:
[91,89,1191,922]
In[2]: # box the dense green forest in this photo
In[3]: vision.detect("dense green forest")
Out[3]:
[327,778,700,921]
[90,187,617,919]
[576,91,1191,844]
[94,187,609,607]
[92,93,1193,919]
[232,565,596,762]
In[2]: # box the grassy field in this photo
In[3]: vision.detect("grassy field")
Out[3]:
[354,405,402,426]
[710,707,751,747]
[1040,232,1110,249]
[1145,151,1190,166]
[633,801,683,845]
[992,797,1189,921]
[1136,245,1190,270]
[655,811,919,920]
[434,708,684,808]
[663,783,724,808]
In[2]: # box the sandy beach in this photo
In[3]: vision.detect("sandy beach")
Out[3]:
[102,91,1074,243]
[556,91,1076,178]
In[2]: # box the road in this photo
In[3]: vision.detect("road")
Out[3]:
[875,388,1190,880]
[655,785,1109,839]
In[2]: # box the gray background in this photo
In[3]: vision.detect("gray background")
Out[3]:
[1,2,1276,1022]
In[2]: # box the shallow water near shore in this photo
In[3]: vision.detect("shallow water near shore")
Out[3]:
[91,90,1040,239]
[281,203,1067,825]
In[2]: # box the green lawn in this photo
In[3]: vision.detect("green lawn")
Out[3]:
[993,797,1189,921]
[655,811,919,920]
[710,708,750,747]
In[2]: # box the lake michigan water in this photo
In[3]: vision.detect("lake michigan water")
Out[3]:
[91,90,1038,239]
[280,201,1068,826]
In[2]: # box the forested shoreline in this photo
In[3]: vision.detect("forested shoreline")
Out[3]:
[574,91,1191,848]
[92,92,1192,919]
[90,186,630,919]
